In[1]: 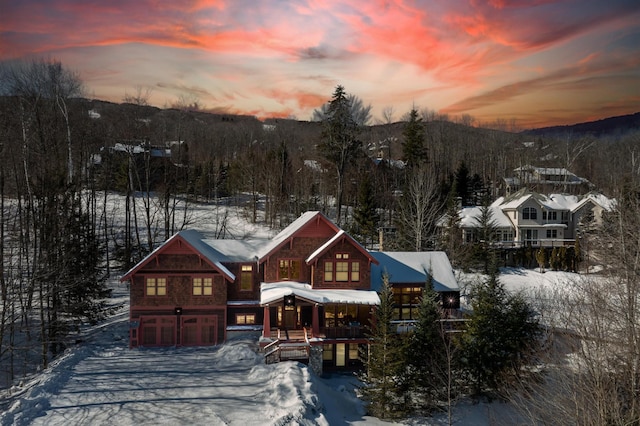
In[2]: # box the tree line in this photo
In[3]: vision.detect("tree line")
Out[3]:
[1,59,638,420]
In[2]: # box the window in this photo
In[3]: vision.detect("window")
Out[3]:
[351,262,360,282]
[146,278,166,296]
[392,287,423,320]
[524,229,538,242]
[235,313,256,325]
[278,259,300,280]
[324,253,360,283]
[523,207,537,220]
[336,260,349,281]
[324,262,333,282]
[240,265,253,291]
[546,229,558,239]
[323,344,334,361]
[543,211,558,221]
[193,277,212,296]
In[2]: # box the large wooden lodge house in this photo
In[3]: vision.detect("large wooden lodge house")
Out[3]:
[121,211,459,371]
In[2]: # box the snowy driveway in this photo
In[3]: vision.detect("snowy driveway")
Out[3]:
[1,313,378,426]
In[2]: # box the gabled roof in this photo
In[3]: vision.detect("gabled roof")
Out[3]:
[459,205,513,229]
[120,230,235,282]
[369,251,459,292]
[254,211,339,262]
[499,189,615,213]
[260,281,380,306]
[306,230,379,265]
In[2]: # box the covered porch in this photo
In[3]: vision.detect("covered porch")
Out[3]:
[259,282,379,342]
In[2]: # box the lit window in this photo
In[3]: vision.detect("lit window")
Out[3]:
[324,262,333,282]
[193,277,212,296]
[336,261,349,281]
[324,253,360,283]
[351,262,360,282]
[236,313,256,325]
[278,259,300,280]
[240,265,253,291]
[146,278,166,296]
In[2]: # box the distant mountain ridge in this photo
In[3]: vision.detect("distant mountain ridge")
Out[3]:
[523,112,640,137]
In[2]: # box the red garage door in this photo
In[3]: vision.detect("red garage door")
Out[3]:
[140,316,176,347]
[181,316,218,346]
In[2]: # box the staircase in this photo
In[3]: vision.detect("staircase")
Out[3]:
[263,328,311,364]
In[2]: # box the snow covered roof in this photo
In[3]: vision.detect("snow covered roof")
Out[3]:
[255,211,338,262]
[260,282,380,306]
[369,251,459,293]
[120,229,236,282]
[458,205,513,229]
[499,189,614,212]
[305,229,378,265]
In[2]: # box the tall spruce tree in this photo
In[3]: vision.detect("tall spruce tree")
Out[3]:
[407,273,449,413]
[353,172,379,248]
[360,273,407,419]
[317,85,362,225]
[461,259,541,397]
[402,108,426,167]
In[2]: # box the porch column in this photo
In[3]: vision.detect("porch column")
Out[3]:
[312,304,320,336]
[262,305,271,338]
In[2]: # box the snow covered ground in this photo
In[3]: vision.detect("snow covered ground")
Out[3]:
[0,196,592,425]
[0,275,534,426]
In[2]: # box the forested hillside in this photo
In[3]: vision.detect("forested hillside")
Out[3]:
[1,61,639,422]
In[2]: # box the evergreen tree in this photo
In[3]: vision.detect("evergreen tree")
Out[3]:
[353,172,379,248]
[473,195,498,273]
[401,108,426,167]
[535,247,546,273]
[461,260,541,397]
[440,187,465,269]
[407,273,449,413]
[317,85,362,225]
[360,273,406,419]
[573,238,582,272]
[454,161,471,207]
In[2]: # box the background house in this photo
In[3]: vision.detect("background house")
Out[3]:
[440,189,614,249]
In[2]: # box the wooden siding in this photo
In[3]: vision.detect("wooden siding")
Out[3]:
[225,262,262,301]
[312,242,371,290]
[263,237,330,283]
[130,274,227,308]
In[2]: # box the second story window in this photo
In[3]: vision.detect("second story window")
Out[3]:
[193,277,213,296]
[543,211,557,221]
[324,253,360,283]
[240,265,253,291]
[278,259,300,281]
[523,207,537,220]
[146,277,167,296]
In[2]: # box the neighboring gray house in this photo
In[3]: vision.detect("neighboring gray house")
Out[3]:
[442,189,614,248]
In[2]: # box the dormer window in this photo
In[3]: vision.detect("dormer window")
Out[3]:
[523,207,537,220]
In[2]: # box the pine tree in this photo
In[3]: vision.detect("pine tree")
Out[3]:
[407,273,449,413]
[317,85,362,225]
[353,172,379,248]
[401,108,426,167]
[461,259,541,397]
[535,247,546,273]
[360,273,406,418]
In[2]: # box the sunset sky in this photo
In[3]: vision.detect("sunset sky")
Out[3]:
[1,0,639,129]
